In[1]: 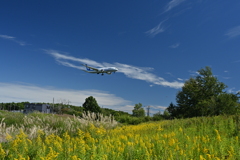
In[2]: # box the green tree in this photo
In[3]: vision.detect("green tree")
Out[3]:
[163,110,170,119]
[175,66,238,118]
[82,96,102,113]
[132,103,145,117]
[215,93,239,115]
[166,102,181,119]
[152,111,163,121]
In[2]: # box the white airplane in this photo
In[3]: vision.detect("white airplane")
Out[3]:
[81,64,118,75]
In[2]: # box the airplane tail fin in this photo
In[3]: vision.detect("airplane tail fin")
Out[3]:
[85,64,91,71]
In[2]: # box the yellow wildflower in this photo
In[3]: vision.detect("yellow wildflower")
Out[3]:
[63,132,70,141]
[5,133,13,141]
[0,144,5,158]
[206,154,211,159]
[84,132,91,139]
[214,129,221,142]
[77,129,84,138]
[71,155,80,160]
[202,147,209,153]
[46,147,59,160]
[200,155,206,160]
[179,127,183,132]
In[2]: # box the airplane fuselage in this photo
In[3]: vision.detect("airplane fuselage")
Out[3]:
[82,64,118,75]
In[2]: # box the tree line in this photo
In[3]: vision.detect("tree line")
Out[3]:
[0,102,25,111]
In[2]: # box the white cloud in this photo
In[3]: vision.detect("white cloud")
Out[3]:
[169,43,180,48]
[45,50,104,68]
[222,77,231,79]
[227,87,236,93]
[145,20,166,37]
[0,34,27,46]
[166,72,174,77]
[177,78,183,81]
[0,35,15,39]
[117,105,134,113]
[225,26,240,38]
[17,41,27,46]
[45,50,184,89]
[151,105,168,110]
[147,105,168,116]
[188,70,199,76]
[0,82,131,112]
[164,0,186,13]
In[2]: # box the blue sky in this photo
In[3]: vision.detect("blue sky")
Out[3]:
[1,0,240,114]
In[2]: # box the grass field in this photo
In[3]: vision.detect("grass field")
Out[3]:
[0,111,240,159]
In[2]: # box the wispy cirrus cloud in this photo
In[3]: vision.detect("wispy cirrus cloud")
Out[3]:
[222,77,231,79]
[0,82,132,112]
[145,20,167,37]
[45,50,184,89]
[164,0,186,13]
[0,34,27,46]
[147,105,168,116]
[226,87,240,94]
[151,105,168,111]
[169,43,180,48]
[225,26,240,38]
[0,35,15,39]
[177,78,183,81]
[45,50,104,68]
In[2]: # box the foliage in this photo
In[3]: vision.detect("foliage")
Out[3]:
[132,103,145,117]
[82,96,102,113]
[0,102,25,111]
[162,110,170,119]
[1,115,240,159]
[101,108,130,117]
[152,111,164,121]
[166,102,182,119]
[61,107,82,116]
[116,115,142,125]
[170,66,239,118]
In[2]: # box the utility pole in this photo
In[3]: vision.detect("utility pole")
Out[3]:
[146,106,150,117]
[68,100,71,108]
[52,98,54,113]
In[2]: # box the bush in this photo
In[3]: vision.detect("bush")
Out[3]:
[128,117,143,125]
[116,115,145,125]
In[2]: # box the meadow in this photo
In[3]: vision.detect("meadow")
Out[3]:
[0,111,240,159]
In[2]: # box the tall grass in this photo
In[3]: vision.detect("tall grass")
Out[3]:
[0,111,117,142]
[0,111,240,159]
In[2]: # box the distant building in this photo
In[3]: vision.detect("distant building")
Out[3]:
[24,103,51,114]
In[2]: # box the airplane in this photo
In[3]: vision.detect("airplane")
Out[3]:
[81,64,118,75]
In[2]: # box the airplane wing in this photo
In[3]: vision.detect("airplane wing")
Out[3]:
[80,69,89,72]
[82,64,99,71]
